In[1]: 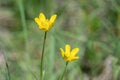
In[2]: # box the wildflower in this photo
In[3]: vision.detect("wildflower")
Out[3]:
[60,44,79,62]
[34,13,57,31]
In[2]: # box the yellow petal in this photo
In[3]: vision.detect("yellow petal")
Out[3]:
[39,13,46,21]
[70,56,79,61]
[71,48,79,56]
[39,27,48,31]
[60,48,65,57]
[65,44,71,55]
[67,56,79,62]
[50,14,57,23]
[34,18,41,26]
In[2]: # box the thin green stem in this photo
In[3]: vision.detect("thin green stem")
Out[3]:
[59,62,69,80]
[40,31,47,80]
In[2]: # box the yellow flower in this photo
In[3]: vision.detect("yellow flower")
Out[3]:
[34,13,57,31]
[60,44,79,62]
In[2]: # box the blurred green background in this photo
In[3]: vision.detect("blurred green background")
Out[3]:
[0,0,120,80]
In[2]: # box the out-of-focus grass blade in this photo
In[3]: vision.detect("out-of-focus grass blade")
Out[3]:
[47,29,55,80]
[1,50,11,80]
[16,0,29,53]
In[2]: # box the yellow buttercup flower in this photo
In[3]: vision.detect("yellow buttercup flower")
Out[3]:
[60,44,79,62]
[34,13,57,31]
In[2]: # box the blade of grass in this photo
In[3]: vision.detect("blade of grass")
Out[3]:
[5,60,10,80]
[1,50,11,80]
[48,30,55,80]
[17,0,29,53]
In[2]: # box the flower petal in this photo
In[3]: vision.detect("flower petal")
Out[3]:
[50,14,57,23]
[71,48,79,56]
[39,27,48,31]
[60,48,65,57]
[70,56,79,61]
[65,44,71,55]
[34,18,41,26]
[39,13,46,21]
[66,56,79,62]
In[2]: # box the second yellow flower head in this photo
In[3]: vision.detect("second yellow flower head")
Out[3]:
[60,44,79,62]
[34,13,57,31]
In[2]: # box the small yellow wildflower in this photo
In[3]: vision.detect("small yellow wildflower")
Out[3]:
[60,44,79,62]
[34,13,57,31]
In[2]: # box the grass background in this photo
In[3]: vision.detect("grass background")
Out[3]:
[0,0,120,80]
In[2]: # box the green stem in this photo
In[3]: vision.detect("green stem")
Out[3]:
[40,31,47,80]
[59,62,68,80]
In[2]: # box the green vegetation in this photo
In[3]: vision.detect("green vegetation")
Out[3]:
[0,0,120,80]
